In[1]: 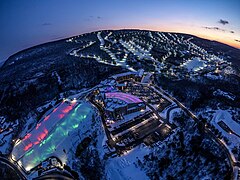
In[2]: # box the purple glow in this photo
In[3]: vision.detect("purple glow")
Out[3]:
[106,92,142,103]
[106,86,114,92]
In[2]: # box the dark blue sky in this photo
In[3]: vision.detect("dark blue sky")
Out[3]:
[0,0,239,63]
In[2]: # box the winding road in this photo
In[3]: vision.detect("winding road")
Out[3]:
[0,156,26,180]
[152,83,240,179]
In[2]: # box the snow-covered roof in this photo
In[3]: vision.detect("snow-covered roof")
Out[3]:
[111,72,137,79]
[105,98,127,112]
[105,92,143,104]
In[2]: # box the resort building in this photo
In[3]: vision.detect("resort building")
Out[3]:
[104,92,146,120]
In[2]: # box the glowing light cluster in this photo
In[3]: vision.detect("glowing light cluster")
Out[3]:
[44,115,50,121]
[35,123,41,130]
[106,92,143,104]
[62,103,75,113]
[22,102,77,152]
[24,143,33,151]
[12,101,93,172]
[23,133,31,141]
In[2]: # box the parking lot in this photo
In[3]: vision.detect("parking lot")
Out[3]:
[143,124,172,146]
[113,114,162,147]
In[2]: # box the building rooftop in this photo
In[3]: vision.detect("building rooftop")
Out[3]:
[111,71,137,79]
[105,92,143,104]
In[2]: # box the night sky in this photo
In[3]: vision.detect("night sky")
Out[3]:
[0,0,239,63]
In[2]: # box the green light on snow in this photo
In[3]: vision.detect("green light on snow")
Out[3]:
[47,145,56,153]
[73,124,79,129]
[25,149,34,157]
[16,102,92,171]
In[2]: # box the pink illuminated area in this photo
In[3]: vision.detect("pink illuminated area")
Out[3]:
[44,115,50,121]
[19,100,78,153]
[35,123,41,130]
[34,141,40,145]
[23,133,31,141]
[24,128,49,151]
[106,92,142,104]
[58,114,65,119]
[62,103,75,113]
[37,128,48,141]
[24,143,33,151]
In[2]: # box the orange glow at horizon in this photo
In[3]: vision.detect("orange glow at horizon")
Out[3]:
[110,23,240,49]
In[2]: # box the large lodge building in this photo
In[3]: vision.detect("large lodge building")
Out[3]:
[95,70,147,120]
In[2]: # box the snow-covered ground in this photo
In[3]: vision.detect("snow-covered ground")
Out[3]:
[158,103,176,119]
[204,72,223,80]
[120,40,153,61]
[168,108,182,124]
[53,71,62,85]
[106,144,150,180]
[119,39,162,72]
[69,41,95,56]
[182,57,207,72]
[0,117,18,154]
[97,32,136,71]
[213,89,235,101]
[213,110,240,137]
[11,100,95,172]
[97,31,105,47]
[209,109,240,162]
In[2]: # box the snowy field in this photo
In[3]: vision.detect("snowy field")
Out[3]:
[11,100,94,171]
[182,57,207,72]
[0,117,18,154]
[213,110,240,137]
[168,108,182,124]
[211,109,240,161]
[106,144,150,180]
[158,103,177,119]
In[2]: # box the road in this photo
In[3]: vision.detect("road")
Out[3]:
[145,103,163,123]
[152,84,240,179]
[165,105,179,123]
[0,156,27,180]
[88,95,116,148]
[88,79,240,177]
[33,172,74,180]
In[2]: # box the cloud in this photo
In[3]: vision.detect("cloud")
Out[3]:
[203,26,226,32]
[42,22,52,26]
[84,16,102,21]
[203,26,234,33]
[235,39,240,43]
[218,19,229,25]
